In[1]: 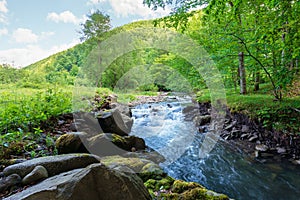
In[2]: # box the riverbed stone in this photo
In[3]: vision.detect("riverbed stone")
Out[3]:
[249,135,259,142]
[255,144,269,152]
[110,103,132,117]
[193,115,211,126]
[3,163,151,200]
[22,165,48,185]
[3,154,100,178]
[0,174,21,193]
[276,147,286,154]
[97,109,133,136]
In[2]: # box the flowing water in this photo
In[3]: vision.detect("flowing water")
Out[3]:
[130,96,300,200]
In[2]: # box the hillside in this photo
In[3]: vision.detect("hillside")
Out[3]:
[21,20,156,87]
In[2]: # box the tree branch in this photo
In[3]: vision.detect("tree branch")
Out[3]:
[230,34,280,99]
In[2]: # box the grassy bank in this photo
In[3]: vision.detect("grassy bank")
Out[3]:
[196,86,300,134]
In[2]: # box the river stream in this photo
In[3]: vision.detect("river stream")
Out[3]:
[130,96,300,200]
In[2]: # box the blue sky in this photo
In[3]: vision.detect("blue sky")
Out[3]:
[0,0,170,67]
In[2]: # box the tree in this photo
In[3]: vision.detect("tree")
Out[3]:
[79,10,111,87]
[144,0,300,99]
[80,10,111,42]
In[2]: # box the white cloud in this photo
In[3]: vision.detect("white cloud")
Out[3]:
[0,0,8,13]
[0,27,7,36]
[0,0,8,24]
[12,28,39,43]
[88,0,107,5]
[11,28,54,44]
[90,0,170,19]
[0,40,80,67]
[47,11,83,24]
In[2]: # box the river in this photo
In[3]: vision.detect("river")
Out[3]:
[129,96,300,200]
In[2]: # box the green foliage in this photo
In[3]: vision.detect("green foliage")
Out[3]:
[80,9,111,42]
[197,87,300,134]
[144,0,300,99]
[0,88,72,134]
[0,64,23,84]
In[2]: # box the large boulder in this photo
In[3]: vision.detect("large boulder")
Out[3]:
[97,109,133,136]
[55,132,89,154]
[55,133,146,155]
[3,154,100,178]
[4,163,151,200]
[110,103,132,117]
[87,133,146,156]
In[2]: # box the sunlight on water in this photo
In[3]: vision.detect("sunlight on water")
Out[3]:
[130,98,300,200]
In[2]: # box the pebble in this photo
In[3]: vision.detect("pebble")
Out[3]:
[276,147,286,154]
[249,135,258,142]
[255,144,268,152]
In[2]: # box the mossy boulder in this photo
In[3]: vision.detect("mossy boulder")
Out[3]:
[144,178,230,200]
[172,180,204,193]
[111,134,146,151]
[55,132,88,154]
[101,155,153,172]
[139,163,166,182]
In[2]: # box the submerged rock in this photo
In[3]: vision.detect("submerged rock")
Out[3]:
[4,163,151,200]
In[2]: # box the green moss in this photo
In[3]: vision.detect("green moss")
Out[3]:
[172,180,203,193]
[101,155,149,171]
[181,188,208,200]
[144,177,230,200]
[144,176,175,191]
[139,163,165,181]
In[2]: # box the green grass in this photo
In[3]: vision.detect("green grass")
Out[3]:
[196,85,300,134]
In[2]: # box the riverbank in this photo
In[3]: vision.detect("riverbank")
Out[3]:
[0,93,232,199]
[190,94,300,165]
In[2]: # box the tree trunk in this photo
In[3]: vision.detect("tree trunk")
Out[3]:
[254,71,260,91]
[239,52,247,94]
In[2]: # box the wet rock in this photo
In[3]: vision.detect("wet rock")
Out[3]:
[255,144,269,152]
[121,113,134,130]
[4,163,151,200]
[276,147,286,154]
[3,154,100,178]
[292,160,300,165]
[260,153,274,158]
[55,132,89,154]
[224,120,237,130]
[193,115,211,126]
[22,165,48,185]
[97,109,133,136]
[249,135,259,142]
[110,103,132,117]
[241,125,250,133]
[241,133,250,139]
[0,174,21,193]
[230,129,241,138]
